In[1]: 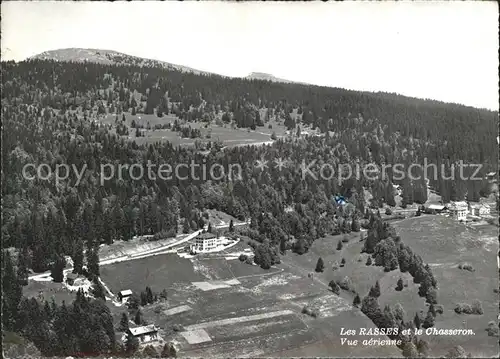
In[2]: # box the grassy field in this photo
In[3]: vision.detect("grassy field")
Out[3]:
[99,112,284,148]
[100,254,205,294]
[100,237,400,357]
[23,279,76,305]
[286,215,498,357]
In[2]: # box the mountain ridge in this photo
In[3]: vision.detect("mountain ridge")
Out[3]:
[29,48,211,75]
[28,48,299,85]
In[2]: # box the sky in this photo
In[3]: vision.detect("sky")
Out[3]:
[1,1,498,110]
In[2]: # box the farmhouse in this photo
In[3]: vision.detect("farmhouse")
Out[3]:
[191,232,221,253]
[469,203,490,217]
[448,201,468,221]
[123,325,159,344]
[118,289,133,302]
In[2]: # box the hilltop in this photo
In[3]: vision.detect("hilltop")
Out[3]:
[28,48,302,85]
[245,72,299,84]
[29,48,211,75]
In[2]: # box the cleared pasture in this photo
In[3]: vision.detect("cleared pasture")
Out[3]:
[100,111,278,147]
[284,215,498,357]
[100,253,204,294]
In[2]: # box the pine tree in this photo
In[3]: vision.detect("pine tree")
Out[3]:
[161,342,177,358]
[315,257,325,272]
[279,237,287,255]
[361,295,383,327]
[402,342,419,358]
[353,294,361,307]
[51,254,66,283]
[416,338,430,357]
[87,245,100,278]
[72,239,84,274]
[125,332,139,354]
[91,277,106,300]
[329,280,340,295]
[366,256,373,266]
[369,280,381,298]
[428,303,436,318]
[229,219,234,232]
[118,312,129,332]
[134,309,144,325]
[182,219,190,234]
[337,240,343,251]
[17,247,29,286]
[422,310,435,329]
[426,287,438,305]
[208,222,213,233]
[396,277,404,291]
[43,300,53,321]
[351,218,361,232]
[2,251,22,331]
[146,286,154,304]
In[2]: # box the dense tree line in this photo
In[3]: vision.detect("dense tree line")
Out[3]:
[363,215,438,302]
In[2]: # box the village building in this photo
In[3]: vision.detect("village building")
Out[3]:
[191,232,221,253]
[448,201,468,221]
[123,325,159,344]
[118,289,133,303]
[469,203,491,217]
[427,204,446,214]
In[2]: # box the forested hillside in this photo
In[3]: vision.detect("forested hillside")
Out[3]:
[2,58,497,267]
[1,52,498,357]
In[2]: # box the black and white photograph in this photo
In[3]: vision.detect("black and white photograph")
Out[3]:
[1,1,499,358]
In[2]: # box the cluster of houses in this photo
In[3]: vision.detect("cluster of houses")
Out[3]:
[426,201,491,221]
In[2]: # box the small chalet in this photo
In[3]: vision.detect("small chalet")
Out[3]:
[448,201,468,221]
[469,203,490,217]
[118,289,133,303]
[123,325,159,344]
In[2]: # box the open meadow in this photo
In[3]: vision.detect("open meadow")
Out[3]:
[99,239,401,357]
[283,215,498,357]
[99,112,284,147]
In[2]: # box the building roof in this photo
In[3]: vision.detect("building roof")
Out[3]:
[428,204,445,210]
[197,232,216,240]
[448,201,468,210]
[470,203,490,209]
[129,325,158,336]
[119,289,133,296]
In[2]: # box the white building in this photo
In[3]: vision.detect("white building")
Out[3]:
[469,203,490,217]
[427,204,445,213]
[123,325,159,344]
[448,201,468,221]
[191,232,221,253]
